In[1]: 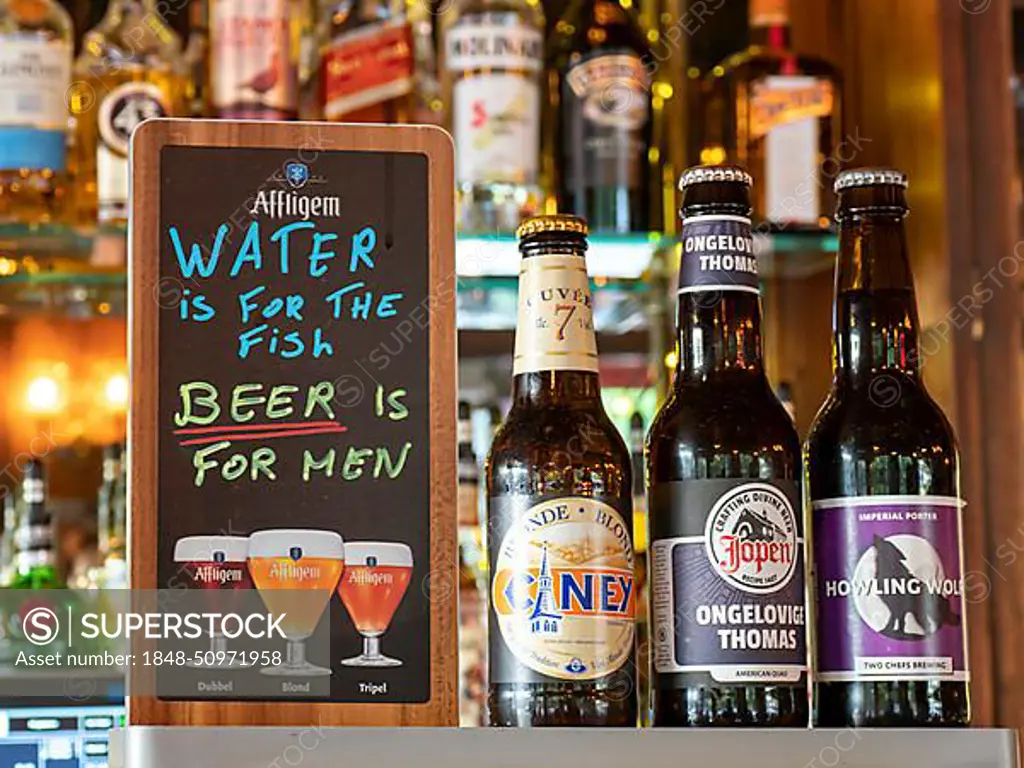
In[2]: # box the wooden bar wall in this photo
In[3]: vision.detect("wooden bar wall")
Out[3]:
[777,0,1021,726]
[942,0,1023,730]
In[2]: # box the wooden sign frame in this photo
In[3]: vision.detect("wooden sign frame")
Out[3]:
[129,119,457,726]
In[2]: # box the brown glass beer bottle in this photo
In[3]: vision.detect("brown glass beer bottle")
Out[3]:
[807,169,970,726]
[647,166,808,727]
[486,214,637,727]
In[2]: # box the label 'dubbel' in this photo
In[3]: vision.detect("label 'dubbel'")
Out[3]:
[651,479,807,686]
[813,496,969,683]
[678,214,759,295]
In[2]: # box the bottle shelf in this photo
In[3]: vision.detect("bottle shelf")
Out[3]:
[0,225,839,320]
[111,726,1018,768]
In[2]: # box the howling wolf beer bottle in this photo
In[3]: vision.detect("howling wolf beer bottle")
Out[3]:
[647,166,807,727]
[487,214,637,727]
[807,169,970,726]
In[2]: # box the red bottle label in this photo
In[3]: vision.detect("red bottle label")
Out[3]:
[211,0,296,119]
[323,20,414,120]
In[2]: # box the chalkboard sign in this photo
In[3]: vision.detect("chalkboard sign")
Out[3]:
[130,120,457,727]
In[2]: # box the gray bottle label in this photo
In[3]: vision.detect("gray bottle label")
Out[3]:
[650,479,807,688]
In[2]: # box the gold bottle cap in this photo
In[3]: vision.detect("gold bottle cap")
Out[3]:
[516,214,589,240]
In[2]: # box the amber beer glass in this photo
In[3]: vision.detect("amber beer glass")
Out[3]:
[807,169,970,726]
[247,529,345,677]
[486,214,637,727]
[174,535,251,667]
[647,166,807,727]
[338,542,413,667]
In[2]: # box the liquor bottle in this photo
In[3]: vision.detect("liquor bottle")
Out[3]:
[457,400,486,726]
[647,166,807,727]
[701,0,841,231]
[806,169,970,727]
[0,488,20,587]
[546,0,652,234]
[442,0,544,233]
[320,0,415,122]
[487,214,637,727]
[103,443,128,588]
[210,0,300,119]
[184,0,210,116]
[0,0,73,225]
[458,400,480,528]
[71,0,188,227]
[406,0,442,126]
[9,460,63,590]
[96,443,121,560]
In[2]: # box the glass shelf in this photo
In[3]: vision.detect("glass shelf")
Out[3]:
[457,231,662,278]
[457,276,648,332]
[0,224,839,318]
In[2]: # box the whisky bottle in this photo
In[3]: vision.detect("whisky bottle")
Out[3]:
[210,0,300,119]
[701,0,841,231]
[0,0,73,225]
[320,0,415,122]
[71,0,188,228]
[442,0,544,233]
[547,0,652,234]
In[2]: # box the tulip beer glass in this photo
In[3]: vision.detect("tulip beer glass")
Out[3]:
[248,529,345,676]
[174,535,251,668]
[338,542,413,667]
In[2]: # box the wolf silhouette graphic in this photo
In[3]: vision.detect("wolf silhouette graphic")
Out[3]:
[872,535,960,640]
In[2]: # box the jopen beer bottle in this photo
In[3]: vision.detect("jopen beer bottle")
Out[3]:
[486,214,637,727]
[807,169,970,726]
[647,166,808,727]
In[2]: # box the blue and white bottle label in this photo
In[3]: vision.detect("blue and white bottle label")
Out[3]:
[0,37,71,172]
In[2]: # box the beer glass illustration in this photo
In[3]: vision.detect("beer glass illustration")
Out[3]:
[248,529,344,677]
[338,542,413,667]
[174,535,251,668]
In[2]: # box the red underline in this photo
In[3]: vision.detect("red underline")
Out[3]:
[178,425,348,447]
[174,420,341,435]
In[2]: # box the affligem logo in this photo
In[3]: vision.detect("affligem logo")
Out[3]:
[22,606,60,646]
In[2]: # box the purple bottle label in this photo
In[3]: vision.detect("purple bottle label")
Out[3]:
[812,496,969,683]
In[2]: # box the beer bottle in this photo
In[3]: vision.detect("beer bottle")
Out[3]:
[807,169,970,726]
[647,166,807,727]
[487,214,637,727]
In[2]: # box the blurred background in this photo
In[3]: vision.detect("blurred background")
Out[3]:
[0,0,1021,759]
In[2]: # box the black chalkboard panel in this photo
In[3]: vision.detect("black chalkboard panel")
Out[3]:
[130,121,456,725]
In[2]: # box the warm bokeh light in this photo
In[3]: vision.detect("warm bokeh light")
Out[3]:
[664,350,678,369]
[26,376,62,414]
[105,373,129,411]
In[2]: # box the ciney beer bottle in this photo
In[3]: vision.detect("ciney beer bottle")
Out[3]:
[806,169,970,726]
[487,214,637,727]
[647,166,807,727]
